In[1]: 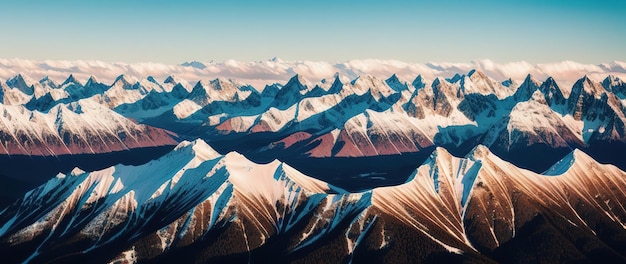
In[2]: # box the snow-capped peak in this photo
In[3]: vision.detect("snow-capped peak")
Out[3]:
[173,139,222,161]
[412,74,426,90]
[164,75,179,84]
[39,76,58,89]
[285,74,312,91]
[180,61,207,69]
[466,144,492,161]
[61,74,81,87]
[542,149,593,176]
[6,73,35,95]
[327,74,343,94]
[385,74,409,92]
[572,75,606,98]
[113,74,137,88]
[447,73,463,84]
[85,75,99,86]
[467,69,494,85]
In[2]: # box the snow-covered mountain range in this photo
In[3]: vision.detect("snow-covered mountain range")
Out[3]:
[1,140,624,263]
[1,68,626,262]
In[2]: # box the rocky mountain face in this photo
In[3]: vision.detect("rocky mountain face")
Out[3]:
[1,140,624,263]
[1,71,626,262]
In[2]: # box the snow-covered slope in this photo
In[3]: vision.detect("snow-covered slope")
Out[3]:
[2,71,626,174]
[0,100,177,156]
[2,140,625,263]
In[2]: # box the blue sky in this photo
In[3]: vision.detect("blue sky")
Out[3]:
[0,0,624,64]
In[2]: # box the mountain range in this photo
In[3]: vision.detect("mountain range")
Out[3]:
[1,70,625,263]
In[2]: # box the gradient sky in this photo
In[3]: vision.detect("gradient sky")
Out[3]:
[0,0,624,64]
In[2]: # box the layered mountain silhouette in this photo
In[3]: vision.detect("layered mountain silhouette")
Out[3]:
[1,71,625,262]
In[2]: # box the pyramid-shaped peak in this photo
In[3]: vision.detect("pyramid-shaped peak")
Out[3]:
[6,73,35,95]
[85,75,99,86]
[412,75,425,90]
[7,73,32,86]
[326,74,344,94]
[516,74,540,90]
[573,75,605,95]
[61,74,81,86]
[543,76,556,85]
[522,74,541,86]
[540,77,562,91]
[209,77,240,91]
[164,75,179,84]
[286,74,309,87]
[385,74,409,92]
[113,74,134,84]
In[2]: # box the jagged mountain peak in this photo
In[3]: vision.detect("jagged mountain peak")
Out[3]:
[412,74,426,90]
[174,139,223,161]
[431,76,447,87]
[85,75,99,86]
[543,76,557,86]
[164,75,179,84]
[572,75,606,97]
[522,73,541,87]
[112,74,138,87]
[38,76,58,90]
[466,144,492,161]
[512,74,542,100]
[325,74,344,94]
[446,73,463,84]
[6,73,35,95]
[286,74,312,90]
[208,77,242,91]
[385,73,409,92]
[60,74,81,87]
[468,69,489,80]
[538,76,566,106]
[602,75,626,98]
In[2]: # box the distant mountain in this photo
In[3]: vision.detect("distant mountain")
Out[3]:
[180,61,207,69]
[2,70,626,262]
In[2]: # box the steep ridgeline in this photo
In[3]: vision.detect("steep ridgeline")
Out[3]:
[0,114,177,207]
[105,72,626,174]
[1,140,625,263]
[3,72,626,186]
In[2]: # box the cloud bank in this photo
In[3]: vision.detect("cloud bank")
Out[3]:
[1,58,625,90]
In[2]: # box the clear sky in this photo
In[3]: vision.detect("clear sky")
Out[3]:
[0,0,624,64]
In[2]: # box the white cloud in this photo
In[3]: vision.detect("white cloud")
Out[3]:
[0,58,625,90]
